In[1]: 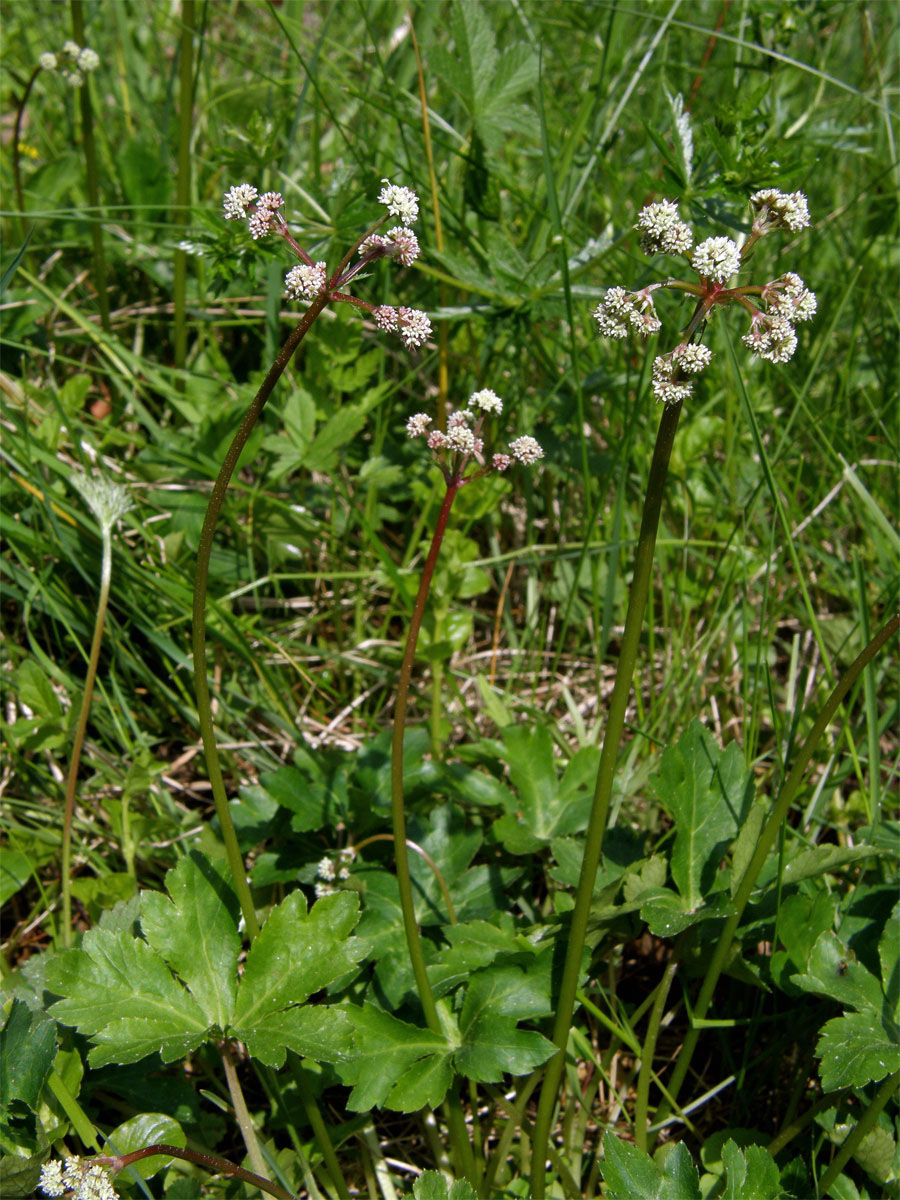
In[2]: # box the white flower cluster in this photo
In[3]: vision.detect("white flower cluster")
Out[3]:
[359,226,420,267]
[692,236,742,283]
[373,305,432,350]
[593,287,661,339]
[248,191,285,239]
[406,392,543,470]
[651,342,713,405]
[223,183,258,221]
[742,272,816,364]
[285,261,327,300]
[378,179,419,225]
[39,1158,118,1200]
[762,272,817,324]
[468,388,503,414]
[635,200,693,256]
[38,41,100,87]
[315,849,354,897]
[71,472,133,535]
[750,188,811,233]
[508,435,544,465]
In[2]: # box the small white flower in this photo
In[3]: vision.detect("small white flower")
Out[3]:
[509,435,544,465]
[397,307,431,349]
[651,355,693,405]
[359,233,386,256]
[315,882,336,898]
[373,305,398,331]
[765,272,817,323]
[446,423,476,454]
[468,388,503,414]
[672,342,712,374]
[77,48,100,72]
[406,412,431,438]
[38,52,58,70]
[635,199,693,256]
[39,1160,65,1197]
[384,226,420,267]
[427,430,447,450]
[741,314,798,363]
[692,236,741,283]
[66,70,84,88]
[317,857,336,881]
[378,178,419,224]
[62,40,81,58]
[223,183,258,221]
[248,210,275,239]
[593,286,660,339]
[257,191,284,212]
[284,262,327,300]
[750,188,811,232]
[492,453,511,471]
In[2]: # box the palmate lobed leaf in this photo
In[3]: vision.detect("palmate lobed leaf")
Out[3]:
[652,720,753,910]
[453,1012,554,1083]
[140,851,241,1029]
[816,1012,900,1090]
[338,1006,451,1112]
[601,1133,701,1200]
[235,1005,354,1070]
[720,1139,782,1200]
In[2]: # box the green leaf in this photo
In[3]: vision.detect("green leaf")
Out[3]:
[816,1012,900,1090]
[792,931,885,1013]
[652,721,752,909]
[236,1005,354,1070]
[338,1006,451,1112]
[602,1132,701,1199]
[720,1139,781,1199]
[781,844,883,886]
[233,891,363,1028]
[413,1171,478,1200]
[497,725,598,849]
[0,1001,57,1109]
[105,1113,185,1180]
[879,900,900,1024]
[455,1011,554,1082]
[45,929,208,1066]
[139,852,241,1029]
[638,888,736,938]
[0,851,33,908]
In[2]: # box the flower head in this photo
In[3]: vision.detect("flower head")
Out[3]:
[635,200,693,256]
[750,188,810,232]
[468,388,503,414]
[384,226,420,267]
[77,48,100,72]
[378,179,419,225]
[762,272,817,323]
[651,353,695,406]
[62,40,81,58]
[741,314,797,363]
[397,307,431,349]
[38,52,58,70]
[71,472,133,535]
[285,262,327,300]
[223,183,258,221]
[692,236,742,283]
[509,435,544,465]
[593,286,661,340]
[406,412,432,439]
[40,1157,119,1200]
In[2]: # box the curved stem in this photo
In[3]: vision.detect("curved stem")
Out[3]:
[530,400,683,1197]
[12,67,40,234]
[192,293,328,940]
[99,1144,297,1200]
[655,611,900,1130]
[353,833,457,924]
[61,524,113,947]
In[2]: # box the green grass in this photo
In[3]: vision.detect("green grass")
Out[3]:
[2,1,898,1197]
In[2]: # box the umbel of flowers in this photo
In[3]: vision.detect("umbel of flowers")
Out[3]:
[37,41,100,88]
[593,189,816,404]
[406,388,544,485]
[223,178,432,351]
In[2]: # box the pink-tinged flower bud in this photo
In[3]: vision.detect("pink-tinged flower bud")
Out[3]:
[406,413,431,439]
[284,262,327,300]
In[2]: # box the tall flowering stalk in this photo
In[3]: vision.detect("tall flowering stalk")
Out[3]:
[195,178,432,939]
[529,189,816,1197]
[394,391,543,1183]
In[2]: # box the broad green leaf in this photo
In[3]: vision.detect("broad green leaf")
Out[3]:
[105,1113,185,1180]
[602,1132,701,1200]
[413,1172,478,1200]
[498,726,598,848]
[45,929,208,1064]
[879,900,900,1024]
[720,1139,781,1199]
[781,844,883,886]
[816,1013,900,1090]
[233,891,362,1027]
[236,1005,353,1070]
[652,721,752,909]
[140,852,241,1029]
[849,1122,897,1188]
[0,1001,57,1109]
[455,1012,554,1082]
[0,850,33,908]
[638,887,736,938]
[339,1006,451,1112]
[385,1052,455,1114]
[791,932,885,1013]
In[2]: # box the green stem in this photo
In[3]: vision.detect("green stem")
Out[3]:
[530,399,683,1198]
[100,1144,297,1200]
[173,0,195,386]
[192,292,328,940]
[285,1054,348,1199]
[390,478,479,1188]
[221,1042,268,1181]
[633,938,685,1151]
[61,523,114,948]
[817,1071,900,1197]
[70,0,110,334]
[12,66,40,237]
[655,612,900,1129]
